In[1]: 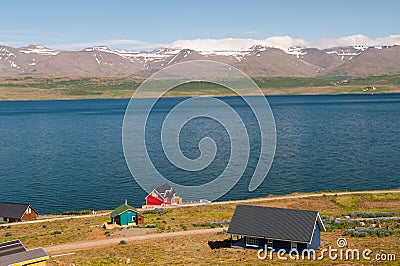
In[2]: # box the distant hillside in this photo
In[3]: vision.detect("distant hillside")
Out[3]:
[1,44,400,78]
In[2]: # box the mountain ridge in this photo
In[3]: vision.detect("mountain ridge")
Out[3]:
[0,44,399,78]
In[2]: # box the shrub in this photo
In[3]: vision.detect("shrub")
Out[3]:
[192,221,230,228]
[347,212,398,218]
[217,229,227,235]
[145,224,156,228]
[61,210,92,216]
[42,224,47,228]
[5,232,12,237]
[180,224,187,230]
[51,230,62,235]
[343,227,399,237]
[143,208,170,215]
[119,240,127,245]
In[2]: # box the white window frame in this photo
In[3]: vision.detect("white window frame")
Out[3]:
[291,241,298,250]
[246,237,259,247]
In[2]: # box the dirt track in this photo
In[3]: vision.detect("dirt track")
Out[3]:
[45,227,226,255]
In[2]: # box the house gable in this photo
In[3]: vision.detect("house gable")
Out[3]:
[154,184,176,199]
[146,189,166,202]
[0,202,38,220]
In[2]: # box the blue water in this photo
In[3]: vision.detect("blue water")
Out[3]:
[1,94,399,214]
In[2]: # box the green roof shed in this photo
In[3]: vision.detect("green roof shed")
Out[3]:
[110,201,140,226]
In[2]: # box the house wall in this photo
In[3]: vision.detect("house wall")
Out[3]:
[173,196,182,205]
[271,240,291,251]
[243,237,309,252]
[119,211,137,226]
[307,223,321,250]
[21,207,38,221]
[4,217,20,223]
[15,258,48,266]
[16,259,48,266]
[32,260,47,266]
[146,194,164,206]
[137,215,145,226]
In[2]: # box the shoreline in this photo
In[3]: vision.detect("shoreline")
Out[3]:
[3,188,399,225]
[1,91,400,102]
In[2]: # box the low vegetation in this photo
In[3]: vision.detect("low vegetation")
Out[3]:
[61,210,92,215]
[343,227,399,237]
[0,190,398,265]
[1,74,400,100]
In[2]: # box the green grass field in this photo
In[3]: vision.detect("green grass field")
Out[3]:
[0,74,399,100]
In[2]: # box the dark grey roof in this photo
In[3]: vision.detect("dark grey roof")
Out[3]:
[0,202,37,219]
[155,184,176,198]
[227,205,325,243]
[0,248,48,265]
[0,240,26,257]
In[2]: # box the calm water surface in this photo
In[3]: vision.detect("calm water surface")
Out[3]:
[1,94,399,213]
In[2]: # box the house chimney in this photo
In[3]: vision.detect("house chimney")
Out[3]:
[125,199,128,205]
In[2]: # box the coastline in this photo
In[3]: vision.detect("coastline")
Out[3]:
[1,91,400,102]
[1,74,400,101]
[2,188,399,223]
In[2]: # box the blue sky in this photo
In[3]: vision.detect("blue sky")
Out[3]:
[1,0,399,50]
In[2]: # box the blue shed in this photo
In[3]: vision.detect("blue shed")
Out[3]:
[227,205,326,252]
[110,201,143,226]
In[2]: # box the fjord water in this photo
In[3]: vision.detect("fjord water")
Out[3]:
[1,94,399,214]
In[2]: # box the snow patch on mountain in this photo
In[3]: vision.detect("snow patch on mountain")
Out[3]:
[114,48,181,64]
[0,46,21,68]
[166,36,309,52]
[19,45,59,56]
[285,47,307,58]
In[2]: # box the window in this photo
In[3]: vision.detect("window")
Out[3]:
[246,237,259,247]
[267,239,273,247]
[291,242,298,250]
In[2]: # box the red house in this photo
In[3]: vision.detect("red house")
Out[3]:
[145,184,182,206]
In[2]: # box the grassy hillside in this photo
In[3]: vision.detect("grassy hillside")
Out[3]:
[0,74,399,100]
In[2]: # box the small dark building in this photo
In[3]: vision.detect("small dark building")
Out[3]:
[0,202,39,223]
[0,239,49,265]
[227,205,326,252]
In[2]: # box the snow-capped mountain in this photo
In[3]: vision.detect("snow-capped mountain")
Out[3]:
[0,43,399,77]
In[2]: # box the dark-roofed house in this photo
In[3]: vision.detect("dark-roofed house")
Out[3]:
[0,203,39,223]
[227,205,326,252]
[0,239,49,266]
[110,200,144,226]
[145,183,182,206]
